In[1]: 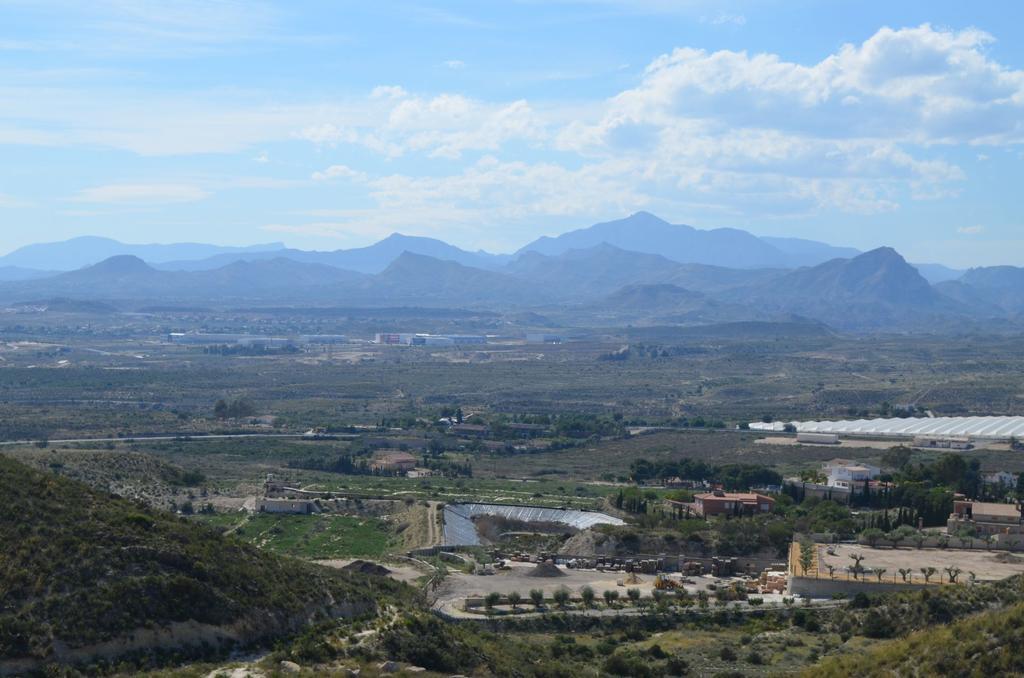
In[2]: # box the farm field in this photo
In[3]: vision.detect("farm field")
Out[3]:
[195,512,399,559]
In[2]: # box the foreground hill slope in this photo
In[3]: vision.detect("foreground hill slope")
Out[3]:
[0,456,394,672]
[808,600,1024,677]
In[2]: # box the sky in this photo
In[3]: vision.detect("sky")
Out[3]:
[1,0,1023,268]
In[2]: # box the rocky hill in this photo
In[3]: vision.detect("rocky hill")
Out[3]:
[0,456,401,673]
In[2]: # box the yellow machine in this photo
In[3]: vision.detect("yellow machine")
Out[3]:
[654,574,680,590]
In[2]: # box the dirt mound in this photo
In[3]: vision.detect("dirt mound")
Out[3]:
[991,552,1024,564]
[525,561,566,578]
[342,560,392,576]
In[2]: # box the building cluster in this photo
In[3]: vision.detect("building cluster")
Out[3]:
[168,332,347,347]
[369,449,436,478]
[668,490,776,519]
[948,499,1024,545]
[375,332,487,346]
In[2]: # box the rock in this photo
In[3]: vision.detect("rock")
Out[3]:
[407,668,427,673]
[344,669,361,678]
[378,661,401,673]
[279,661,302,673]
[205,669,265,678]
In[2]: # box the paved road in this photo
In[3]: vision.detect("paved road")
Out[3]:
[0,432,309,447]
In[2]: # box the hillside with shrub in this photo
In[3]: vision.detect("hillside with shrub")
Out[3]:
[0,456,402,672]
[808,600,1024,677]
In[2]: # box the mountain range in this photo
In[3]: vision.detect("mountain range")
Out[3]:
[0,213,1020,331]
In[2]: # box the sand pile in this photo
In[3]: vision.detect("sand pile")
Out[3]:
[526,561,567,578]
[343,560,392,576]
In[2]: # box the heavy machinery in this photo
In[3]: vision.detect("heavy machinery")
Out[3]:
[653,574,681,590]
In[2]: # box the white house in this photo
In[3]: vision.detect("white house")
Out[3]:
[822,459,881,489]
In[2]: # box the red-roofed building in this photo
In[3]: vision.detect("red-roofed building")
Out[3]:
[690,490,775,518]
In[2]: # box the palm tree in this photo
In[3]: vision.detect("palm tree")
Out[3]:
[875,567,887,583]
[507,590,522,610]
[529,588,544,609]
[898,568,912,583]
[920,566,937,583]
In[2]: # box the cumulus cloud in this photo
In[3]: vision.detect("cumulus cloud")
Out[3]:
[72,183,209,204]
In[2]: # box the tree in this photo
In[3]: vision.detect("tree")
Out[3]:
[529,589,544,609]
[862,528,885,549]
[507,590,522,609]
[213,399,229,419]
[484,592,501,611]
[898,568,912,583]
[944,567,962,584]
[626,588,642,605]
[552,587,571,609]
[849,554,865,579]
[887,525,916,549]
[920,566,937,583]
[580,586,595,608]
[826,564,836,579]
[799,541,815,575]
[875,568,887,582]
[603,589,619,606]
[913,531,927,549]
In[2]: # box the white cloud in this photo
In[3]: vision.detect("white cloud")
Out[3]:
[444,59,466,69]
[704,13,746,26]
[311,164,366,181]
[957,224,985,235]
[72,183,209,204]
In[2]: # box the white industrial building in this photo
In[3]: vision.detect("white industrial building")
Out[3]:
[374,332,486,346]
[749,416,1024,441]
[169,333,346,346]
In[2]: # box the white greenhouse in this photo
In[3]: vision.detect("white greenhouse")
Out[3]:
[749,416,1024,441]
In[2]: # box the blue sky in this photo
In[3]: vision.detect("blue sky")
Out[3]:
[1,0,1022,267]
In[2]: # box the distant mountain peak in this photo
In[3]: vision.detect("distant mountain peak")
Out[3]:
[86,255,155,274]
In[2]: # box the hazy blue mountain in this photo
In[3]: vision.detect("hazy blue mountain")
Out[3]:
[913,262,966,284]
[516,212,792,268]
[725,247,970,329]
[0,256,367,303]
[505,243,785,300]
[759,236,861,266]
[932,280,1009,317]
[157,233,510,274]
[370,252,548,305]
[0,236,284,271]
[946,266,1024,314]
[0,266,57,281]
